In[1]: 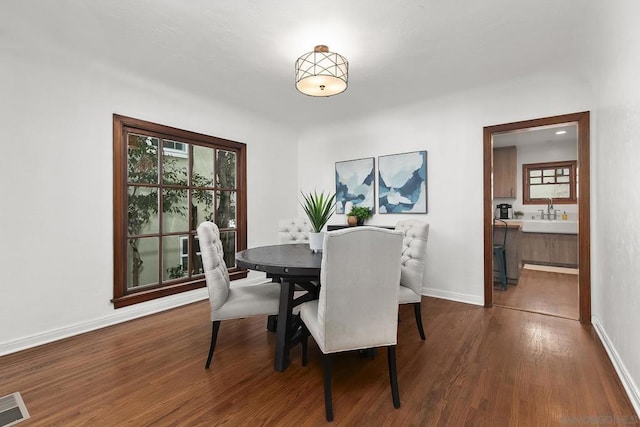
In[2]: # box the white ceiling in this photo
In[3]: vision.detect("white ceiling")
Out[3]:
[2,0,592,130]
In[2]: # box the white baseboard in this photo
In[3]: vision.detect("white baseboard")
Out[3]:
[0,289,208,357]
[592,315,640,418]
[421,287,484,306]
[0,275,270,357]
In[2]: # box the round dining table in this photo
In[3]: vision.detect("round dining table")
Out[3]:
[235,243,321,371]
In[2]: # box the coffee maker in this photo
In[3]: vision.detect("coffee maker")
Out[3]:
[496,203,512,219]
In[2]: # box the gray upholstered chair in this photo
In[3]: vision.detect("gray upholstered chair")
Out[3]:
[197,221,281,369]
[278,217,312,244]
[395,219,430,340]
[299,227,403,422]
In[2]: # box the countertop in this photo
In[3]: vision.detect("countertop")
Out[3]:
[495,219,578,234]
[494,220,522,229]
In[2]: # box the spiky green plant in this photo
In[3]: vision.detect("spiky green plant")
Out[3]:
[300,190,336,232]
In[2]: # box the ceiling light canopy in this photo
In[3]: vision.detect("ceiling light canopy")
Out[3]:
[295,45,348,97]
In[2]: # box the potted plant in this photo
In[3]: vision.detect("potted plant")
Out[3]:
[300,190,336,252]
[513,210,524,219]
[347,206,373,226]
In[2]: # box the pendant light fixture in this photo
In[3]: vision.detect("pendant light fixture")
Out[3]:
[295,45,349,97]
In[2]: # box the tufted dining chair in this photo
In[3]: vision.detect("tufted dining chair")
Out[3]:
[395,219,430,340]
[197,221,281,369]
[269,217,317,331]
[299,227,404,422]
[278,217,313,244]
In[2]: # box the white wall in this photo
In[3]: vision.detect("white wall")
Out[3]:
[298,71,593,306]
[589,0,640,415]
[0,40,298,353]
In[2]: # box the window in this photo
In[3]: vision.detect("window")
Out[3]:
[113,115,247,308]
[177,236,201,277]
[522,160,577,205]
[162,140,188,158]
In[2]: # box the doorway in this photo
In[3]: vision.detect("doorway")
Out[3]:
[483,112,591,323]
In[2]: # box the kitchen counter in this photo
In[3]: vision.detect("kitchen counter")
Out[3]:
[496,219,578,234]
[494,220,522,229]
[493,219,578,285]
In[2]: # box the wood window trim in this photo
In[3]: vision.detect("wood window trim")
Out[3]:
[112,114,247,309]
[522,160,577,205]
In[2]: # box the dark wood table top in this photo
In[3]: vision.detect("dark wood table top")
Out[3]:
[235,243,322,277]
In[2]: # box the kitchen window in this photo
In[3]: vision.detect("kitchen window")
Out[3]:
[112,115,247,308]
[522,160,577,204]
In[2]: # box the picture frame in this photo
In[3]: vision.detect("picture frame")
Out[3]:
[335,157,375,214]
[378,150,428,213]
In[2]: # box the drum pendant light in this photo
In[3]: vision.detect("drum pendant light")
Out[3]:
[295,45,348,97]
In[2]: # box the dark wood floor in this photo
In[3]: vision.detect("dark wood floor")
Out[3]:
[494,268,579,320]
[0,297,636,426]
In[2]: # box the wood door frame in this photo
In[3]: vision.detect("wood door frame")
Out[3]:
[483,111,591,323]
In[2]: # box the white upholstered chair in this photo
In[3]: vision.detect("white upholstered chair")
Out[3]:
[299,227,404,422]
[395,219,430,340]
[278,217,312,244]
[197,221,281,369]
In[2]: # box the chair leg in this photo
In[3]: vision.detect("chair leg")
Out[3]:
[322,354,334,422]
[205,321,221,369]
[500,249,508,290]
[502,250,508,277]
[266,315,278,332]
[494,248,508,291]
[387,345,401,409]
[413,302,426,341]
[301,323,309,367]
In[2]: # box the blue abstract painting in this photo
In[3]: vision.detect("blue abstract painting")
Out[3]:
[378,151,427,213]
[335,157,375,214]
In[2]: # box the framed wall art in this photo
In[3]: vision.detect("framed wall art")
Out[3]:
[378,150,428,213]
[335,157,375,214]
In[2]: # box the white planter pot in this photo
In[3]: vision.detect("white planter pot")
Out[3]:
[308,231,325,253]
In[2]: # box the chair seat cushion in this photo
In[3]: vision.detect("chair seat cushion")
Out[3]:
[398,284,421,304]
[212,281,281,321]
[300,300,323,350]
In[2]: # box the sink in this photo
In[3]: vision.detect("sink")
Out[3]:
[521,220,578,234]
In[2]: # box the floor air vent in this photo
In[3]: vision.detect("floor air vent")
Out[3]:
[0,392,29,426]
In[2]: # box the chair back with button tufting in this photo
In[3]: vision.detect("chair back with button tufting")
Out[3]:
[278,218,313,244]
[395,220,429,296]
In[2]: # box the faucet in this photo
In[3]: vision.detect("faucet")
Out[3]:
[546,197,554,220]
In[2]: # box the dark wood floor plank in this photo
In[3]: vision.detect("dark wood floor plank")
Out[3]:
[0,297,636,426]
